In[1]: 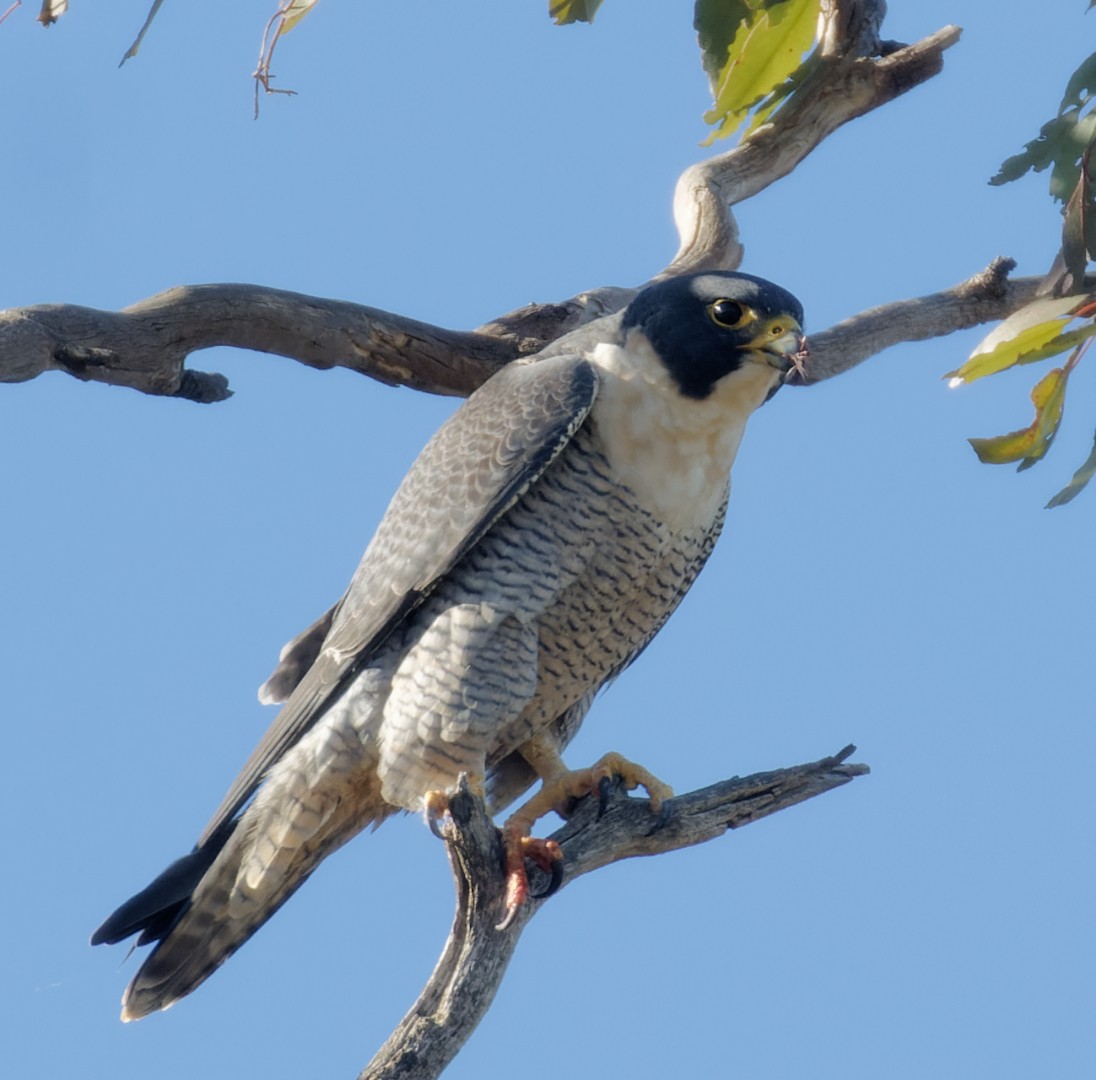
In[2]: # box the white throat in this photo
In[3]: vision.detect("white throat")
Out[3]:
[587,329,779,530]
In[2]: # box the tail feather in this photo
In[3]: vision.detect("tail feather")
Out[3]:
[119,822,293,1022]
[92,704,391,1020]
[105,775,387,1022]
[91,821,235,948]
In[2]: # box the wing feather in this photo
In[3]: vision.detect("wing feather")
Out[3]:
[257,603,339,705]
[198,353,599,845]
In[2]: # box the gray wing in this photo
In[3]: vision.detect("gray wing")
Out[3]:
[198,352,600,845]
[257,603,338,706]
[257,311,626,708]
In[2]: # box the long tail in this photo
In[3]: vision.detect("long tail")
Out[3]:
[93,756,387,1020]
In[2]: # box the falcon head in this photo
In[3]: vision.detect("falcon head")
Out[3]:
[621,271,808,400]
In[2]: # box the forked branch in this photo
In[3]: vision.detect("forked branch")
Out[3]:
[360,746,868,1080]
[667,11,961,275]
[0,4,985,403]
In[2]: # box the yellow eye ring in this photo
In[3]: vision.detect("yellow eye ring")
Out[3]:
[709,299,752,329]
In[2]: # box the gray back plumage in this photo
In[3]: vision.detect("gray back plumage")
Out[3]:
[199,351,600,844]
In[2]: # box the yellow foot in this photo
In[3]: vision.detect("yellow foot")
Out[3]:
[496,751,674,930]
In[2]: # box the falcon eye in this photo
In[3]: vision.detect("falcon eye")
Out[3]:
[709,299,749,328]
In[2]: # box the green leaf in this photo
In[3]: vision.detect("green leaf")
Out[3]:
[741,52,818,138]
[695,0,760,91]
[947,297,1094,384]
[701,0,820,144]
[1046,429,1096,507]
[1061,160,1091,288]
[991,103,1096,203]
[1059,52,1096,114]
[550,0,604,25]
[968,364,1072,470]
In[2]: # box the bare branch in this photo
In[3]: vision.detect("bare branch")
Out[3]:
[803,259,1044,383]
[666,7,962,276]
[0,263,1046,401]
[0,2,979,403]
[0,284,522,400]
[360,747,868,1080]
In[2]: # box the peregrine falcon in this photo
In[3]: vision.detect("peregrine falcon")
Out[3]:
[92,270,807,1020]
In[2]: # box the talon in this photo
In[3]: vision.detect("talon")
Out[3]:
[597,774,614,819]
[587,751,674,827]
[532,856,565,900]
[496,891,523,932]
[647,796,675,836]
[423,790,451,840]
[497,743,674,926]
[497,830,562,930]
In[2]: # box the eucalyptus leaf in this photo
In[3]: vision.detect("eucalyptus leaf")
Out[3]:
[1059,51,1096,114]
[702,0,819,143]
[280,0,321,34]
[968,365,1071,470]
[991,104,1096,203]
[1060,166,1090,288]
[550,0,604,25]
[1046,430,1096,506]
[695,0,758,91]
[948,297,1091,384]
[741,52,818,137]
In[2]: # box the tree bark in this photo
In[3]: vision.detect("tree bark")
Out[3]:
[360,747,868,1080]
[0,260,1042,398]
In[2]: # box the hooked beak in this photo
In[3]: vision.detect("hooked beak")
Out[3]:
[746,317,810,383]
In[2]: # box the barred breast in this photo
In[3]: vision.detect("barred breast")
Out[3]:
[374,418,727,810]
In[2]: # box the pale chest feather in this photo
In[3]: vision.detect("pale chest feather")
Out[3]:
[587,334,778,531]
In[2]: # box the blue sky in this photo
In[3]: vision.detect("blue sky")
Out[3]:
[2,3,1093,1078]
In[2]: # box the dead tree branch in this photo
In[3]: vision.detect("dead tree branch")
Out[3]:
[0,263,1043,400]
[360,746,868,1080]
[0,285,520,402]
[665,8,960,275]
[804,257,1041,383]
[1,6,981,403]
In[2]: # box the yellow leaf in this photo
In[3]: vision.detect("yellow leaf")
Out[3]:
[279,0,320,35]
[550,0,604,25]
[968,365,1071,469]
[947,296,1095,385]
